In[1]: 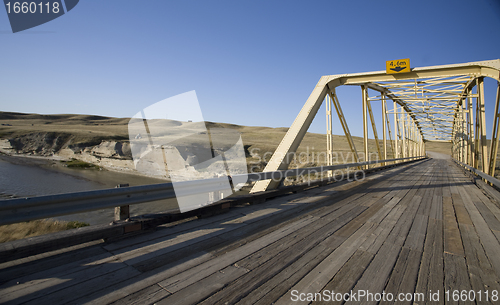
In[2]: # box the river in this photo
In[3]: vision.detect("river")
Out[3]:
[0,155,179,225]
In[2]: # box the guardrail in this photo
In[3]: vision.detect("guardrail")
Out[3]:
[452,159,500,189]
[0,156,425,226]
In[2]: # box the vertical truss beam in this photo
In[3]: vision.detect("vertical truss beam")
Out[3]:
[393,101,399,161]
[382,93,387,165]
[383,96,395,162]
[454,114,457,160]
[362,85,369,169]
[467,88,475,166]
[401,111,406,158]
[477,77,489,172]
[366,97,383,162]
[326,93,333,167]
[488,82,500,176]
[464,95,469,165]
[474,86,480,168]
[460,105,464,163]
[412,121,416,158]
[384,99,396,162]
[461,99,464,162]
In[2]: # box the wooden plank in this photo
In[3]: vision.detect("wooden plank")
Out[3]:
[211,169,416,262]
[349,196,424,305]
[364,187,425,255]
[416,186,434,217]
[451,193,473,225]
[105,180,349,254]
[359,199,408,254]
[414,218,444,305]
[471,195,500,232]
[134,163,426,302]
[441,165,453,198]
[378,195,423,247]
[353,243,403,305]
[156,215,315,293]
[155,265,249,305]
[23,265,142,305]
[305,165,409,221]
[272,221,378,305]
[429,180,443,221]
[238,236,346,305]
[444,253,472,305]
[131,236,226,273]
[114,225,246,266]
[403,214,428,252]
[333,166,426,239]
[476,192,500,231]
[459,223,500,304]
[197,205,370,305]
[104,177,358,253]
[126,192,339,272]
[443,196,465,256]
[272,163,433,305]
[354,166,432,251]
[311,250,374,305]
[393,249,423,303]
[220,163,429,290]
[378,201,431,304]
[116,185,348,268]
[108,284,170,305]
[103,212,237,252]
[210,174,394,263]
[74,252,214,305]
[416,162,438,217]
[442,163,473,305]
[456,183,500,278]
[237,205,367,271]
[0,251,113,295]
[0,256,131,304]
[379,248,422,305]
[448,165,500,244]
[333,198,388,238]
[0,242,106,285]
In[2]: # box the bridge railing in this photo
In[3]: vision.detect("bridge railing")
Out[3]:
[0,156,425,226]
[453,158,500,189]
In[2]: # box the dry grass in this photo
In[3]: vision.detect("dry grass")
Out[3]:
[0,111,385,166]
[0,220,89,243]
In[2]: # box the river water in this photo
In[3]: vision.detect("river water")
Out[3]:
[0,156,178,225]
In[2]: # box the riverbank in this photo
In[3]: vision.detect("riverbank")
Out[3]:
[0,153,177,225]
[0,152,169,190]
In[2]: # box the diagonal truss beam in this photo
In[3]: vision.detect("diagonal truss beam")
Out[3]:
[329,90,360,164]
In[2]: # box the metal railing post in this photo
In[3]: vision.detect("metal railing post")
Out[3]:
[114,183,130,221]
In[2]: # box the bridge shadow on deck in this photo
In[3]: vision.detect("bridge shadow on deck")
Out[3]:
[2,157,500,304]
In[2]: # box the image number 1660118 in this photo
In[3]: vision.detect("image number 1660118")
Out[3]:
[4,0,79,33]
[5,2,60,14]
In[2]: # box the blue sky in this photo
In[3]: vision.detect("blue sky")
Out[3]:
[1,0,499,137]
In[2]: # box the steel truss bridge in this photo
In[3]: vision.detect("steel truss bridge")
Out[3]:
[2,60,500,304]
[252,59,500,192]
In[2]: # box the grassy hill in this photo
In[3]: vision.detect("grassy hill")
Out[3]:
[0,111,446,171]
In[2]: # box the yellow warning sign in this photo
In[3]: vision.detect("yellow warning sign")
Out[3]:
[386,58,410,74]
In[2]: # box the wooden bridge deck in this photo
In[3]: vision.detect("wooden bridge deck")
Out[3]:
[2,157,500,304]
